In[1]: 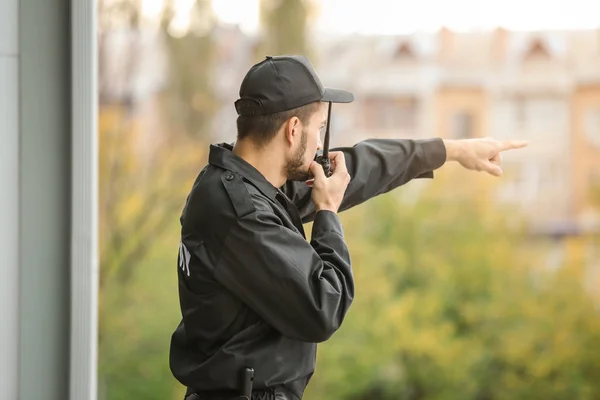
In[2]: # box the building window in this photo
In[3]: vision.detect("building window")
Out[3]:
[395,98,418,131]
[450,111,474,139]
[394,42,415,60]
[513,96,566,135]
[585,107,600,148]
[523,38,551,60]
[364,96,418,133]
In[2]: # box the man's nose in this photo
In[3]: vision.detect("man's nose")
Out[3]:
[317,138,323,151]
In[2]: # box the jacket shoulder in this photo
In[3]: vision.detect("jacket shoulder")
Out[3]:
[183,166,272,228]
[220,170,257,219]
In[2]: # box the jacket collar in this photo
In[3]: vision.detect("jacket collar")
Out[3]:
[208,142,278,201]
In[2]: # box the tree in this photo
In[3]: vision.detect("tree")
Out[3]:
[98,0,143,108]
[256,0,313,60]
[160,0,219,140]
[98,0,217,139]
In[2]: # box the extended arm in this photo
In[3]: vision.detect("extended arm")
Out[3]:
[282,138,446,223]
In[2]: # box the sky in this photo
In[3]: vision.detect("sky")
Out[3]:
[141,0,600,35]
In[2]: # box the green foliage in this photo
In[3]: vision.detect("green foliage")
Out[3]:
[99,113,600,399]
[98,222,185,400]
[98,106,200,400]
[99,129,600,400]
[304,173,600,400]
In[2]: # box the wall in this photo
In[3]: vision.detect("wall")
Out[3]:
[0,0,20,397]
[18,0,72,398]
[435,87,488,139]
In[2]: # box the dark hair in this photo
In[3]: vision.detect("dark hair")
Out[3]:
[236,101,320,147]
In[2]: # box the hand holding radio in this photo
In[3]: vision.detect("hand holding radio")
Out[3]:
[309,151,350,214]
[306,101,351,213]
[314,152,332,177]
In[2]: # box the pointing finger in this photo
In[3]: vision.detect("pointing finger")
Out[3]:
[499,140,529,151]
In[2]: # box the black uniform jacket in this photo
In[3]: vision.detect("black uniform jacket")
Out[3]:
[170,138,447,398]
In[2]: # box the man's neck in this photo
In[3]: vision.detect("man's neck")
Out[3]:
[232,140,286,188]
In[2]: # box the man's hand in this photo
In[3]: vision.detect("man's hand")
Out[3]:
[443,138,529,177]
[309,151,351,213]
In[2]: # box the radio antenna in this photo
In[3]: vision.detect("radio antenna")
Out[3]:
[323,101,332,159]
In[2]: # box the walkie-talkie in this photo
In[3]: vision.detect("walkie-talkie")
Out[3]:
[314,101,333,177]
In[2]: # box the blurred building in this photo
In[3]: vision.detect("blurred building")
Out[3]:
[98,24,600,266]
[315,28,600,239]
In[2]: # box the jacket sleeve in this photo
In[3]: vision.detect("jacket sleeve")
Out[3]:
[281,138,447,223]
[214,204,354,343]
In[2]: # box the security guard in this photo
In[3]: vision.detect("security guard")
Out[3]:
[169,55,528,399]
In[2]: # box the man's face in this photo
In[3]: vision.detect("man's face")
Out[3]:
[285,103,328,181]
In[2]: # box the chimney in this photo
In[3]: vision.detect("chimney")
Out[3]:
[438,26,453,64]
[492,26,508,64]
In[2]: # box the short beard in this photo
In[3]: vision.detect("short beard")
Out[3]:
[285,129,309,182]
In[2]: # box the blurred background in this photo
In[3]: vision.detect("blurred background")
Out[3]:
[98,1,600,399]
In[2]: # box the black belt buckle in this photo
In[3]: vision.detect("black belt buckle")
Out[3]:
[240,367,254,399]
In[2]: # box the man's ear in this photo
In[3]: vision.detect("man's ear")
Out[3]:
[283,116,301,146]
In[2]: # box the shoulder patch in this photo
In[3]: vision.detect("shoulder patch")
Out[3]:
[221,171,255,218]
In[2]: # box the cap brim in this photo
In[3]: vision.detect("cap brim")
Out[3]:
[322,87,354,103]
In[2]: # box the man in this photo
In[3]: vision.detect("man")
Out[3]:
[170,55,527,400]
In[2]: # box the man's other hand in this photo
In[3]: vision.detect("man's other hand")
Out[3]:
[443,137,529,177]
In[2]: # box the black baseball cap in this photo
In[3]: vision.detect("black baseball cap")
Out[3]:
[235,55,354,116]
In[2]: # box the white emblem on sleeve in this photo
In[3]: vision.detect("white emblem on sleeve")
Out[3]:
[178,242,191,277]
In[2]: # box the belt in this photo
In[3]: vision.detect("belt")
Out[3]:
[185,386,294,400]
[185,394,251,400]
